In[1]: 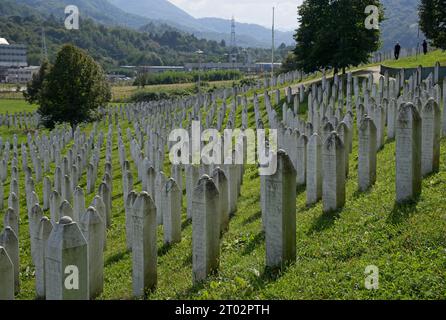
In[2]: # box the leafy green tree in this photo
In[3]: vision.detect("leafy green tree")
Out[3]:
[293,0,383,74]
[23,59,51,104]
[280,52,299,73]
[419,0,446,50]
[38,44,111,128]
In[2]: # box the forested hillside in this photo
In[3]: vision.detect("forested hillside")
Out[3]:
[381,0,423,50]
[0,1,285,70]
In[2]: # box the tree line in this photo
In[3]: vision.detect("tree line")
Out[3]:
[133,70,242,87]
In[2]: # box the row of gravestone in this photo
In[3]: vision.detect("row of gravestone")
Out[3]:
[0,112,38,129]
[261,100,442,269]
[0,166,241,299]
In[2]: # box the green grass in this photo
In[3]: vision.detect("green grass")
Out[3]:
[3,60,446,300]
[0,99,37,113]
[382,49,446,68]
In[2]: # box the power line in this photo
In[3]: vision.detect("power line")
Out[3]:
[41,27,48,62]
[272,6,275,80]
[230,16,237,64]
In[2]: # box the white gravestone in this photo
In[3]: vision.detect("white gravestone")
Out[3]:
[358,117,377,191]
[322,132,346,213]
[192,175,220,283]
[396,103,422,203]
[45,216,89,300]
[264,150,296,268]
[131,192,157,297]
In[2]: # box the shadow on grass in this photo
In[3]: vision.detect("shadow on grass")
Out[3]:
[242,210,262,226]
[181,253,193,267]
[175,278,207,299]
[352,186,374,199]
[158,242,173,257]
[296,184,306,196]
[307,209,341,234]
[299,201,319,212]
[242,231,265,256]
[181,218,192,231]
[176,266,224,298]
[112,193,123,201]
[387,196,419,225]
[248,263,292,291]
[105,250,129,267]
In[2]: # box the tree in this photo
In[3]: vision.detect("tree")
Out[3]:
[38,44,111,128]
[23,59,51,104]
[280,52,299,73]
[419,0,446,50]
[293,0,383,74]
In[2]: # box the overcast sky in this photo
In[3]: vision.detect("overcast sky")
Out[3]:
[168,0,302,31]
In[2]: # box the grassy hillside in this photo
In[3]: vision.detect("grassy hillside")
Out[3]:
[2,58,445,300]
[382,50,446,68]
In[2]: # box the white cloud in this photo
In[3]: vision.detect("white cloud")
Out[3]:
[168,0,302,31]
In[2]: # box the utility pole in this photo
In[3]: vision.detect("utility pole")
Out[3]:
[230,16,237,81]
[41,27,48,62]
[196,50,203,92]
[272,6,275,81]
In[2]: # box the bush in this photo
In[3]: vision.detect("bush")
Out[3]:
[134,70,242,86]
[129,89,191,103]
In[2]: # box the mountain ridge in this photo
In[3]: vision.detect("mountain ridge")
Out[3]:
[108,0,294,48]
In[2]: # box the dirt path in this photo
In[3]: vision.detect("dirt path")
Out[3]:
[288,65,382,95]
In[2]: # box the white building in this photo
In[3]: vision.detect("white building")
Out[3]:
[0,37,28,82]
[6,66,40,83]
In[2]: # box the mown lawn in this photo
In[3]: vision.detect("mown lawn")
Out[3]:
[0,99,37,113]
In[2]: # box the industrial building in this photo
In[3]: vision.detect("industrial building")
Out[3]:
[184,62,282,74]
[6,66,40,83]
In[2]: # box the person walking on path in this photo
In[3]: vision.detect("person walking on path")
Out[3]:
[394,42,401,60]
[422,40,428,55]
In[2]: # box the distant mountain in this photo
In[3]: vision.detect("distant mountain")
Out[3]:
[14,0,152,28]
[109,0,200,29]
[381,0,423,50]
[0,0,283,69]
[108,0,294,48]
[195,17,293,48]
